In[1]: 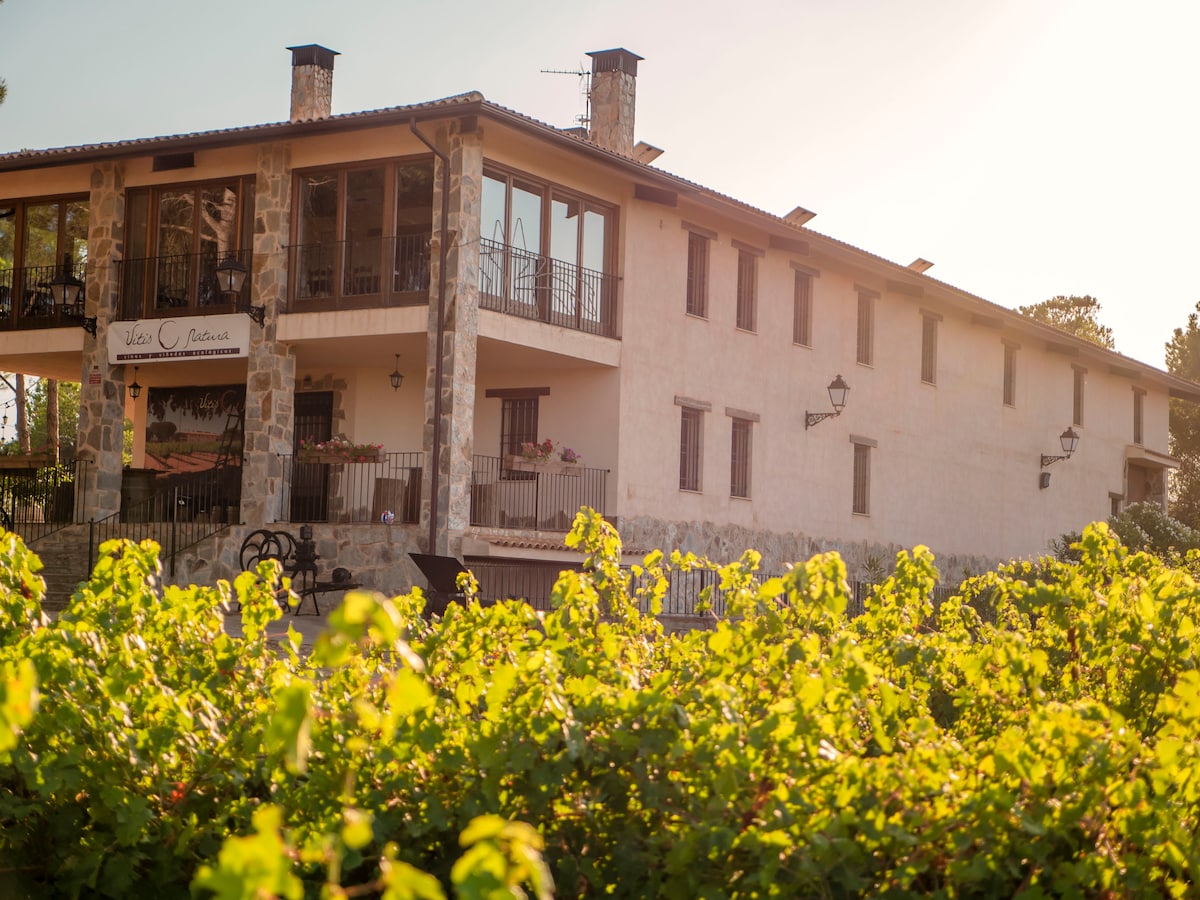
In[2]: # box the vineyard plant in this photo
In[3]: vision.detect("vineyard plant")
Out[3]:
[0,511,1198,898]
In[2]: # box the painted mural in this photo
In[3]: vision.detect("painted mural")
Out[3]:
[143,385,245,476]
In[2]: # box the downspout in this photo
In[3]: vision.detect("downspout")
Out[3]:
[411,120,450,553]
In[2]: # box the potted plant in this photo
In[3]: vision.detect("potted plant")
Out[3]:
[505,439,582,476]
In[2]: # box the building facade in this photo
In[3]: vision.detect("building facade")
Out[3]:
[0,45,1194,598]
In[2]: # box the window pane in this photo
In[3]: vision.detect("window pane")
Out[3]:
[580,208,607,324]
[298,171,338,298]
[921,316,937,384]
[687,233,708,317]
[23,202,59,269]
[0,206,14,269]
[731,418,751,498]
[793,271,812,345]
[63,200,88,267]
[345,168,384,295]
[510,181,542,306]
[550,197,579,316]
[853,444,871,514]
[736,251,757,331]
[199,184,238,260]
[481,174,508,244]
[857,292,874,365]
[156,190,194,307]
[680,407,702,492]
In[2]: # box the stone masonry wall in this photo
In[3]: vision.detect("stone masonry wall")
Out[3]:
[617,514,1007,589]
[77,162,127,519]
[242,143,294,525]
[422,118,482,555]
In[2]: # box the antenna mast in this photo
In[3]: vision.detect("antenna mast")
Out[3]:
[540,65,591,130]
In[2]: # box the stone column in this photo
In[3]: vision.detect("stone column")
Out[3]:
[76,162,126,519]
[423,117,482,556]
[241,143,295,526]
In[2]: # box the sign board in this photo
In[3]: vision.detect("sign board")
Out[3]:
[108,314,250,364]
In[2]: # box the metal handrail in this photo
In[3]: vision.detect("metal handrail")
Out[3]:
[116,248,251,320]
[278,451,424,524]
[87,464,238,578]
[285,234,431,310]
[478,238,617,337]
[0,458,91,542]
[0,261,88,331]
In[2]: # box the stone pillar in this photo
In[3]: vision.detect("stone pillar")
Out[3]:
[77,162,126,519]
[241,143,295,526]
[586,48,643,156]
[423,118,482,556]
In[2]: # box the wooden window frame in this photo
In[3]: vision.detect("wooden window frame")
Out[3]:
[920,312,939,385]
[735,248,758,332]
[686,230,709,318]
[678,405,705,492]
[1073,366,1087,427]
[1003,341,1018,407]
[1133,387,1145,445]
[856,288,876,366]
[729,416,753,499]
[793,267,814,346]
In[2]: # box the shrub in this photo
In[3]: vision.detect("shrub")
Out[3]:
[0,515,1197,897]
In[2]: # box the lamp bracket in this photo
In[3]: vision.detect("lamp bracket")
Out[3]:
[805,410,841,430]
[1041,453,1071,468]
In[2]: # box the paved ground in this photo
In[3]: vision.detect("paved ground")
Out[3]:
[222,606,334,649]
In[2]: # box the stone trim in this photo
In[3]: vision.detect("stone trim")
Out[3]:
[724,406,760,422]
[674,395,712,412]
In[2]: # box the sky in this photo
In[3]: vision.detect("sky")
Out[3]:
[2,0,1198,369]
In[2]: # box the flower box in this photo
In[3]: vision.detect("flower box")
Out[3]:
[505,455,581,477]
[298,449,381,465]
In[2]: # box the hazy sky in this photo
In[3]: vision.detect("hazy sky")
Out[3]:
[2,0,1197,368]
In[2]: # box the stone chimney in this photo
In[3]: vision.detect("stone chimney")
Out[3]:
[287,44,339,122]
[586,48,643,156]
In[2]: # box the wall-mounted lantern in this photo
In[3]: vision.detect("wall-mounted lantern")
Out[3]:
[128,366,142,400]
[215,253,263,326]
[1041,426,1080,468]
[47,253,96,335]
[805,374,850,429]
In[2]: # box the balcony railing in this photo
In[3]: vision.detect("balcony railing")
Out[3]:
[479,238,617,337]
[286,234,431,312]
[118,248,251,320]
[470,455,607,532]
[0,458,91,542]
[0,261,86,331]
[278,451,423,524]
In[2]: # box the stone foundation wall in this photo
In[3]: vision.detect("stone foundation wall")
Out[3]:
[171,523,429,602]
[616,515,1007,588]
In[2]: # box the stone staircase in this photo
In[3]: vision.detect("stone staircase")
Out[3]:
[27,525,93,611]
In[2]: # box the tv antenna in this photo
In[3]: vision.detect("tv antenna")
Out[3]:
[540,65,591,130]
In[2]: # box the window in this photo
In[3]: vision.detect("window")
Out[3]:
[730,417,752,499]
[792,268,813,346]
[292,159,433,306]
[480,166,615,334]
[852,438,874,515]
[1003,342,1018,407]
[1073,366,1086,427]
[736,249,758,331]
[1133,388,1145,445]
[856,289,876,366]
[686,231,709,317]
[679,406,704,492]
[500,397,539,458]
[123,178,254,317]
[920,313,939,385]
[0,197,89,326]
[1110,492,1123,518]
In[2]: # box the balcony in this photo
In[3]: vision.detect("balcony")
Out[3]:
[286,234,430,312]
[479,238,617,338]
[470,455,607,531]
[278,451,423,524]
[118,249,250,320]
[0,261,86,331]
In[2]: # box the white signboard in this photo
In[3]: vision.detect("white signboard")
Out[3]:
[108,314,251,364]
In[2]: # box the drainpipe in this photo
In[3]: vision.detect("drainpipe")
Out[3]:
[410,120,450,554]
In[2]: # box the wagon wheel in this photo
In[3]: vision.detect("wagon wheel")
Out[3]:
[240,528,284,571]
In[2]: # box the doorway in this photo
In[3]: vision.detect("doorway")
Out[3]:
[291,391,333,522]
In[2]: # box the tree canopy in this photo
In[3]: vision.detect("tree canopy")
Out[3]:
[1018,294,1116,349]
[1166,302,1200,527]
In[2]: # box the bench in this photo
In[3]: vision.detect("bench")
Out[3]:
[239,528,360,616]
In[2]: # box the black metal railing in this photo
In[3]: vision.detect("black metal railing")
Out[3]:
[470,456,607,532]
[117,248,251,320]
[286,234,431,311]
[479,238,617,337]
[278,451,423,524]
[0,458,90,542]
[88,464,238,577]
[0,262,86,331]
